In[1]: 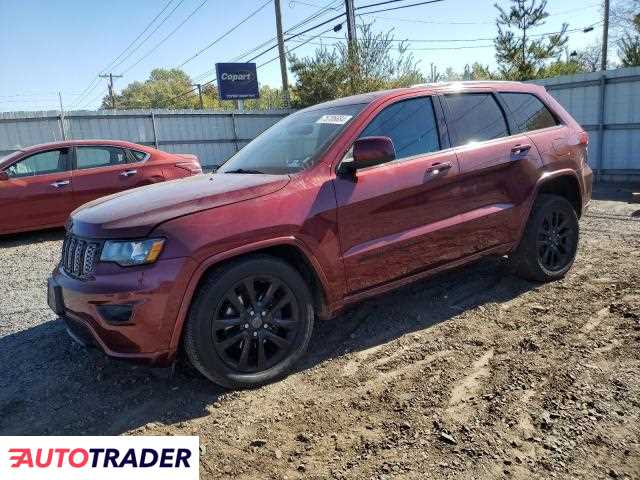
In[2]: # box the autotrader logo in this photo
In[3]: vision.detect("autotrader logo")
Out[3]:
[1,436,198,480]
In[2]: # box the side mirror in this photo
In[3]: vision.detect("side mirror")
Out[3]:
[0,170,9,181]
[339,136,396,176]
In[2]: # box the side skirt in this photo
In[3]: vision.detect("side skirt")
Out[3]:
[329,242,515,316]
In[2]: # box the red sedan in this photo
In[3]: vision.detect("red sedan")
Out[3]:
[0,140,202,235]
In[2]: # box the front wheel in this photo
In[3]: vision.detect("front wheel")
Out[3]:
[183,256,314,389]
[511,194,579,282]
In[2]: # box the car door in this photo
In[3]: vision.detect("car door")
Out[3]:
[499,91,571,163]
[70,145,146,209]
[333,94,470,293]
[0,148,73,234]
[441,91,543,254]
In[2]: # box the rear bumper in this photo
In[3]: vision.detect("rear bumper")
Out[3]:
[48,256,197,366]
[579,164,594,216]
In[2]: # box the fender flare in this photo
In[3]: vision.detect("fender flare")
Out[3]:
[513,168,583,249]
[168,236,332,352]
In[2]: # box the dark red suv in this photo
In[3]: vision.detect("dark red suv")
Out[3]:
[48,82,592,388]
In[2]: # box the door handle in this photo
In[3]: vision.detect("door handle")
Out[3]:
[511,144,532,158]
[51,180,71,188]
[120,169,138,177]
[426,162,452,175]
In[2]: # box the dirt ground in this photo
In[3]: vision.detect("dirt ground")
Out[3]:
[1,184,639,479]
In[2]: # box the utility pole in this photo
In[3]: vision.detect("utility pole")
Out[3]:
[58,91,67,140]
[601,0,610,71]
[344,0,357,45]
[192,84,204,109]
[99,73,123,110]
[345,0,357,94]
[273,0,290,107]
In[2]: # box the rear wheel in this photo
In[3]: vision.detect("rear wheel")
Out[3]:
[184,256,314,389]
[511,194,579,282]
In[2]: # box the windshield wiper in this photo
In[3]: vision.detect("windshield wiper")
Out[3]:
[223,168,265,174]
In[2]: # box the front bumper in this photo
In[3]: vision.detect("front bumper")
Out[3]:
[48,256,197,366]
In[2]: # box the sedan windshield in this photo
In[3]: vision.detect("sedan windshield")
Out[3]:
[218,103,365,175]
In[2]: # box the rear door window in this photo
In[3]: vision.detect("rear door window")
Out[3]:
[500,92,558,133]
[5,149,69,178]
[75,146,128,169]
[444,93,509,147]
[359,97,440,161]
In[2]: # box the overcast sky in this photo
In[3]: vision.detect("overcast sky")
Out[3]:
[0,0,607,111]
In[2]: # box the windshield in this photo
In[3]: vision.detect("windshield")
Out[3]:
[218,103,366,175]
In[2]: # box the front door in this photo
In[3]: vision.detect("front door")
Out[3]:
[333,95,468,293]
[0,148,73,234]
[71,145,145,209]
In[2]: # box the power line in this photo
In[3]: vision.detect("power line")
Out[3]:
[120,0,210,75]
[176,0,273,68]
[301,23,601,44]
[105,0,177,73]
[357,0,445,15]
[72,0,184,108]
[188,0,340,87]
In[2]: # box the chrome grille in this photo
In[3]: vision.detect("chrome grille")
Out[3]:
[60,234,100,279]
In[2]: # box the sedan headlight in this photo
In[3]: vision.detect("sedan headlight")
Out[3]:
[100,238,165,266]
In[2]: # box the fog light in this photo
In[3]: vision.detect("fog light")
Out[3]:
[97,304,134,324]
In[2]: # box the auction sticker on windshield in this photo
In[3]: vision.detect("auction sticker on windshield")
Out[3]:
[316,114,353,124]
[0,436,198,480]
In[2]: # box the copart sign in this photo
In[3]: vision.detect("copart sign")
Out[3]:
[215,62,259,100]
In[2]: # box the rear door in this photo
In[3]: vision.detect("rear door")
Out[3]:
[442,91,542,254]
[333,94,468,293]
[70,145,146,209]
[0,148,73,233]
[499,91,570,162]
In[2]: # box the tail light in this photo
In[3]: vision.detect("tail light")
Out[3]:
[578,131,589,146]
[175,162,202,174]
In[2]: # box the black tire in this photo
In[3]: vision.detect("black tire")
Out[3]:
[183,255,314,389]
[511,194,579,282]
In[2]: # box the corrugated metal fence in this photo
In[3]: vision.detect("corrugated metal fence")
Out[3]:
[535,66,640,180]
[0,109,290,169]
[2,67,639,178]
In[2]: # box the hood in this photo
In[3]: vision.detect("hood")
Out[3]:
[70,173,290,238]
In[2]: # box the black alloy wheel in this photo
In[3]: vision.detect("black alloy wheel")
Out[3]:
[184,255,314,389]
[511,194,579,282]
[212,276,301,373]
[536,208,576,272]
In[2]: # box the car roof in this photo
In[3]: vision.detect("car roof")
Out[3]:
[15,139,153,153]
[309,81,545,109]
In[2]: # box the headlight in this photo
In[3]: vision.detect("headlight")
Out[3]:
[100,238,165,266]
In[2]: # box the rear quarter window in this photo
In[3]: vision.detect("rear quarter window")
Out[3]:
[129,150,150,162]
[500,92,559,133]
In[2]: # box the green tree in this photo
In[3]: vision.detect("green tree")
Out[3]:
[289,48,346,107]
[103,69,288,110]
[494,0,568,80]
[289,22,424,108]
[103,68,198,109]
[618,32,640,66]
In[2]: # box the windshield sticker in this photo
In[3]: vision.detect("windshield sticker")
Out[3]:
[316,114,352,125]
